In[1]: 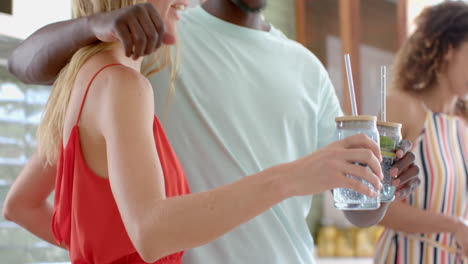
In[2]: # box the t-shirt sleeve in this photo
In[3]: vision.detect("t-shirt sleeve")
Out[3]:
[316,67,344,149]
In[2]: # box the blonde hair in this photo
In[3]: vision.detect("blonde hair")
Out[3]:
[37,0,178,165]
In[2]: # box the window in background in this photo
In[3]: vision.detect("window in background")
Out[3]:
[0,36,69,263]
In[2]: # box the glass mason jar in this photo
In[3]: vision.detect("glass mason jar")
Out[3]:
[333,115,381,210]
[377,121,402,202]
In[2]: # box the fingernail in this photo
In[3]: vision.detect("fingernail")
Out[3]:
[163,34,176,45]
[390,168,399,177]
[397,150,404,158]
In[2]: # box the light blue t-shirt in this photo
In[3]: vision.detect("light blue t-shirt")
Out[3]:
[150,6,343,264]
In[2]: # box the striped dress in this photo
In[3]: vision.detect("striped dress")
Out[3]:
[375,111,468,264]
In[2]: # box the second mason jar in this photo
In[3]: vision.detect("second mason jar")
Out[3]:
[377,121,402,202]
[333,115,381,210]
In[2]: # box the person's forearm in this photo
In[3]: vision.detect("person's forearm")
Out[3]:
[132,164,291,262]
[379,201,460,234]
[8,17,97,85]
[3,153,64,248]
[343,202,390,228]
[4,201,62,248]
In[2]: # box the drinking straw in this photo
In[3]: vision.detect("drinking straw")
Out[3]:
[381,66,387,122]
[344,54,358,116]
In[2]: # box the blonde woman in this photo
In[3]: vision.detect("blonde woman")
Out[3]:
[3,1,395,263]
[375,2,468,263]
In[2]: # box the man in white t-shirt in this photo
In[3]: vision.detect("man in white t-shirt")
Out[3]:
[151,4,341,263]
[7,1,420,263]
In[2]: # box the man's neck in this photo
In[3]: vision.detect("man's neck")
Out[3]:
[201,0,270,31]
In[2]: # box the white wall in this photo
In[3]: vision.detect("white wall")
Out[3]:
[0,0,71,40]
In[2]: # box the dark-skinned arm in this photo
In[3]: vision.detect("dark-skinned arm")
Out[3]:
[8,18,96,85]
[343,139,421,227]
[8,3,172,85]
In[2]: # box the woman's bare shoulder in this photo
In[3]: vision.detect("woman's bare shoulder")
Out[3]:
[75,52,153,101]
[386,90,427,143]
[75,59,155,130]
[90,64,153,106]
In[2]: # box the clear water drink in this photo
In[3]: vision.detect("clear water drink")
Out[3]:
[377,121,402,202]
[333,116,381,210]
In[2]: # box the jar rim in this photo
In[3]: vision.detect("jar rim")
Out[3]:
[377,121,402,128]
[335,115,377,122]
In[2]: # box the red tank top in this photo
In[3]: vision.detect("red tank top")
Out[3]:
[51,64,190,264]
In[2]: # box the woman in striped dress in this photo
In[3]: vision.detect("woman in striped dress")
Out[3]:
[375,2,468,263]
